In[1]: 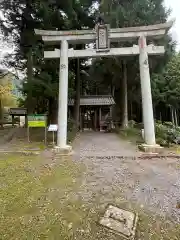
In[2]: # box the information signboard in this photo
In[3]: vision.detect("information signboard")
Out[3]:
[28,114,46,127]
[27,114,47,145]
[48,124,58,132]
[9,108,27,116]
[48,124,58,145]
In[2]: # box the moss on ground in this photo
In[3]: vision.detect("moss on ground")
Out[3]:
[0,153,180,239]
[0,153,83,239]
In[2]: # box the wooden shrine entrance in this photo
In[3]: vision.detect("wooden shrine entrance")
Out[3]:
[68,95,115,131]
[81,106,97,130]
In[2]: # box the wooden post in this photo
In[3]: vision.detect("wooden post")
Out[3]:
[99,107,102,131]
[110,106,112,117]
[80,107,82,131]
[94,108,97,131]
[122,60,128,128]
[12,115,15,127]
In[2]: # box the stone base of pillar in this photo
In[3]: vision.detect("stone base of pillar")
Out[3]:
[52,145,73,156]
[138,144,163,153]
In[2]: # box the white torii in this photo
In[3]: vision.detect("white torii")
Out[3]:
[35,20,173,153]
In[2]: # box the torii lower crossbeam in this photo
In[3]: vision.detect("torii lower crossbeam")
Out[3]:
[44,45,165,59]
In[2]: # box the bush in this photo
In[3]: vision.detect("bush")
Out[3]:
[163,121,174,128]
[128,120,136,128]
[155,122,180,146]
[135,122,144,129]
[117,125,143,144]
[67,118,77,143]
[67,118,74,132]
[155,123,168,140]
[117,121,180,147]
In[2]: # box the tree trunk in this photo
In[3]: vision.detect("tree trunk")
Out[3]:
[130,101,133,120]
[175,108,178,126]
[160,111,162,122]
[26,48,34,114]
[111,85,115,120]
[171,106,175,125]
[48,97,58,125]
[0,97,3,128]
[111,84,115,97]
[153,105,156,120]
[177,109,179,126]
[24,0,34,114]
[121,60,128,128]
[73,59,81,130]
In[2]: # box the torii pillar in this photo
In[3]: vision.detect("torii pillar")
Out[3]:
[139,35,155,145]
[57,40,69,150]
[138,35,162,152]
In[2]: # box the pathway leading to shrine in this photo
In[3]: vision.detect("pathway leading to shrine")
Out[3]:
[73,131,138,158]
[72,131,180,224]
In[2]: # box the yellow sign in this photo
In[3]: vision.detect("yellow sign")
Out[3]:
[28,115,46,128]
[28,121,46,127]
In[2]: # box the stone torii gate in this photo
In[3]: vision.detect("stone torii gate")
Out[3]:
[35,21,173,153]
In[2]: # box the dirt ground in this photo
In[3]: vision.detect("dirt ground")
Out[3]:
[1,130,180,239]
[73,132,180,223]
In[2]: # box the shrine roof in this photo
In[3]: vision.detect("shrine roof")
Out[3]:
[68,95,115,106]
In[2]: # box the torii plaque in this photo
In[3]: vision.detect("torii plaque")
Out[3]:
[95,24,110,52]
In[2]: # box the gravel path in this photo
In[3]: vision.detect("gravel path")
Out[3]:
[73,131,180,223]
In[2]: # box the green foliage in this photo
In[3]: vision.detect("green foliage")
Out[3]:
[163,53,180,108]
[89,0,175,122]
[117,125,143,144]
[0,0,96,118]
[151,73,166,105]
[100,0,169,28]
[17,98,25,107]
[151,53,180,111]
[0,0,178,124]
[117,121,180,147]
[155,121,180,146]
[128,120,136,128]
[67,118,75,132]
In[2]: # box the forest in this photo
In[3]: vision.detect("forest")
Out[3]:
[0,0,179,131]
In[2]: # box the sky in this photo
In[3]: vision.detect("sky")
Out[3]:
[0,0,180,66]
[164,0,180,50]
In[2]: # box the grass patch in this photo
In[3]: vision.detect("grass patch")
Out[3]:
[118,127,144,145]
[67,129,77,143]
[8,128,77,151]
[0,153,84,239]
[0,153,180,239]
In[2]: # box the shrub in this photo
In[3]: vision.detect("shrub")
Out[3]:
[128,120,136,128]
[155,122,180,146]
[163,121,174,128]
[155,123,168,140]
[67,118,74,132]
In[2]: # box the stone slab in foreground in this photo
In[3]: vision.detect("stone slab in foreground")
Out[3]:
[99,205,138,239]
